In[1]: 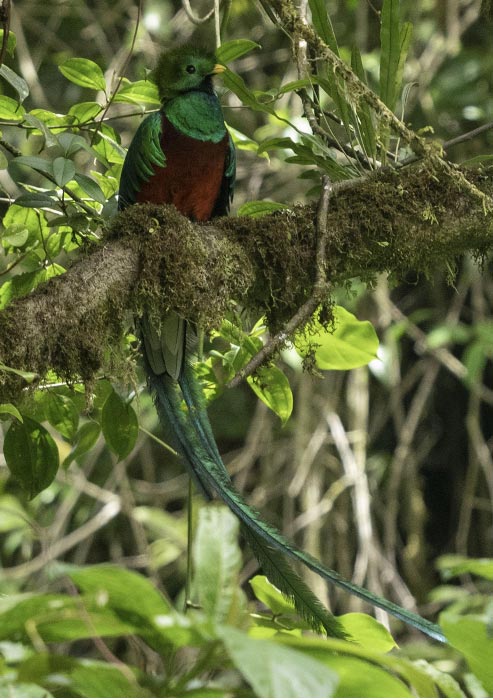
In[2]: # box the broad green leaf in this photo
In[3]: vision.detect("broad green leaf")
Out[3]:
[63,420,101,466]
[52,156,76,187]
[2,224,30,248]
[0,681,51,698]
[440,613,493,695]
[337,613,397,652]
[412,660,465,699]
[192,504,242,622]
[59,57,106,92]
[3,416,59,498]
[56,132,92,157]
[70,564,171,622]
[436,554,493,581]
[277,635,438,698]
[0,593,135,643]
[14,191,60,210]
[0,361,37,382]
[0,95,25,121]
[0,150,7,169]
[216,39,261,64]
[0,494,30,533]
[247,365,293,424]
[101,389,138,460]
[74,173,107,204]
[250,575,296,616]
[68,100,102,123]
[0,402,23,422]
[219,626,338,698]
[298,306,379,370]
[237,200,290,217]
[24,112,59,147]
[12,155,54,177]
[327,656,412,698]
[69,663,148,699]
[43,392,79,440]
[113,80,160,106]
[0,65,29,103]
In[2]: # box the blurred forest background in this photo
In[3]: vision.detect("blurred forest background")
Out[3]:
[1,0,493,696]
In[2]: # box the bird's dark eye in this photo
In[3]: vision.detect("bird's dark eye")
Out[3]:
[186,64,196,74]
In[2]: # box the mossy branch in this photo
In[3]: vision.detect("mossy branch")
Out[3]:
[0,165,493,400]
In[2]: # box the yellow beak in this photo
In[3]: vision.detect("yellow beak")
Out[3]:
[212,63,226,75]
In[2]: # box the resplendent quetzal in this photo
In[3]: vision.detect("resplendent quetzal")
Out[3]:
[118,45,445,642]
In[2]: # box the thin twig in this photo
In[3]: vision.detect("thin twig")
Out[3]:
[0,0,11,69]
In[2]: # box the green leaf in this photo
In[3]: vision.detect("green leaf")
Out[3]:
[308,0,340,54]
[12,155,54,177]
[298,306,379,370]
[43,392,79,440]
[0,65,29,103]
[69,663,148,699]
[3,416,59,498]
[327,656,412,698]
[219,626,338,698]
[440,613,493,695]
[24,113,59,147]
[337,613,397,652]
[436,554,493,581]
[14,191,59,210]
[74,173,107,204]
[113,80,160,106]
[0,30,17,56]
[247,365,293,424]
[0,361,38,382]
[63,420,101,466]
[0,403,23,421]
[379,0,413,111]
[216,39,261,64]
[351,46,376,160]
[192,504,242,622]
[101,389,139,460]
[52,156,76,187]
[250,575,297,616]
[70,564,171,623]
[412,660,465,699]
[68,100,102,123]
[0,681,52,698]
[222,69,274,115]
[277,635,438,698]
[0,95,25,122]
[2,224,30,248]
[237,200,290,217]
[59,57,106,92]
[0,494,30,533]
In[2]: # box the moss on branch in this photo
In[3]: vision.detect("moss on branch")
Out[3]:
[0,165,492,400]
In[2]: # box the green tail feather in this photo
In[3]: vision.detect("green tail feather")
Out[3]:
[148,361,446,643]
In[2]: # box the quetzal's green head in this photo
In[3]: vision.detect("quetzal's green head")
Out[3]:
[152,45,225,102]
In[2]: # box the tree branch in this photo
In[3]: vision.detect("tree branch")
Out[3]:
[0,166,492,401]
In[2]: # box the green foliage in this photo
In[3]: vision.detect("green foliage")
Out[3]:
[0,505,489,697]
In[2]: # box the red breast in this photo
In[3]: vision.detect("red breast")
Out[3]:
[136,115,229,222]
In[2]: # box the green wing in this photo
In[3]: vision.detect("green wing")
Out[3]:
[118,111,166,210]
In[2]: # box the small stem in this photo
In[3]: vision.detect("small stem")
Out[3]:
[184,476,195,612]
